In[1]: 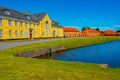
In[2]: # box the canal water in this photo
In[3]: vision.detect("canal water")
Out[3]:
[38,41,120,68]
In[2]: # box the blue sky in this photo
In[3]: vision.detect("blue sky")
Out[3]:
[0,0,120,31]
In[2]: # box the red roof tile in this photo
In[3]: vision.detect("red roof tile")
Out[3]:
[82,29,100,33]
[64,28,79,32]
[104,30,116,34]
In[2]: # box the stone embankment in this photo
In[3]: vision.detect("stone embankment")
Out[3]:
[14,46,66,58]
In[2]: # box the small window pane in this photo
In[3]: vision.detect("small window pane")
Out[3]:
[8,20,12,26]
[15,30,18,36]
[3,10,10,15]
[0,18,2,24]
[20,22,22,27]
[0,30,2,36]
[15,21,17,26]
[9,30,12,37]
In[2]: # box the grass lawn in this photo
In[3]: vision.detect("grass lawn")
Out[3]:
[0,36,120,80]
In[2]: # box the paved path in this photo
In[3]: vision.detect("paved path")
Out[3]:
[0,38,67,50]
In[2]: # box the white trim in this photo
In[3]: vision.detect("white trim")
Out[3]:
[0,16,38,24]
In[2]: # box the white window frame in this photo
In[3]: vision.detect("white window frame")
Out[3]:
[46,22,49,31]
[24,31,29,36]
[21,31,23,36]
[45,21,49,36]
[0,30,2,36]
[9,30,12,37]
[15,30,18,37]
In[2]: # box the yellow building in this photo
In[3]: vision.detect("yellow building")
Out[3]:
[0,6,63,40]
[51,20,64,38]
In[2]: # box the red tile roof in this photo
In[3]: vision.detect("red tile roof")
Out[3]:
[104,30,116,34]
[64,28,80,32]
[82,29,100,33]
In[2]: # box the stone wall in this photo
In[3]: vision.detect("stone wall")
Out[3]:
[14,46,66,58]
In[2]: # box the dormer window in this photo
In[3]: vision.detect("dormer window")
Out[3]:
[8,20,12,26]
[25,15,31,20]
[0,18,2,24]
[52,22,54,24]
[27,16,30,20]
[20,22,22,27]
[3,10,10,15]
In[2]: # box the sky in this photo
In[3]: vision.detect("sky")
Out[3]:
[0,0,120,31]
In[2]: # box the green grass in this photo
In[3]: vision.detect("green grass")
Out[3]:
[0,36,120,80]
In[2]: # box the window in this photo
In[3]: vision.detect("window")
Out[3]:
[25,22,27,28]
[24,31,29,36]
[25,15,31,20]
[15,21,17,26]
[8,20,12,26]
[20,31,23,36]
[26,16,30,20]
[0,30,2,36]
[33,24,35,28]
[46,21,49,30]
[9,30,12,37]
[37,31,39,35]
[0,18,2,25]
[20,22,22,27]
[34,31,36,36]
[45,21,49,36]
[35,24,37,28]
[15,30,18,37]
[46,31,48,36]
[30,23,32,28]
[3,10,10,15]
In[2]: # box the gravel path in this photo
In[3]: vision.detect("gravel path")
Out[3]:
[0,38,67,50]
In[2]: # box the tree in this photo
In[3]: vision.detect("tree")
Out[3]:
[86,27,91,29]
[96,28,100,31]
[116,30,120,33]
[81,27,91,31]
[81,27,86,31]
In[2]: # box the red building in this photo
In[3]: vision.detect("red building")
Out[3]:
[82,29,101,37]
[64,28,82,38]
[103,30,118,36]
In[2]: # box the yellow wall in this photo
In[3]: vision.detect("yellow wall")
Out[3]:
[52,26,64,38]
[0,18,41,39]
[0,14,63,40]
[39,14,52,38]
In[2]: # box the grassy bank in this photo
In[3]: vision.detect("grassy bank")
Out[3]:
[0,36,120,80]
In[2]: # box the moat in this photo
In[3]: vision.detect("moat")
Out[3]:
[37,40,120,68]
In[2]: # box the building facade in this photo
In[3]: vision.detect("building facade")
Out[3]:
[64,27,82,38]
[82,29,101,37]
[102,30,119,36]
[0,6,63,40]
[52,20,64,38]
